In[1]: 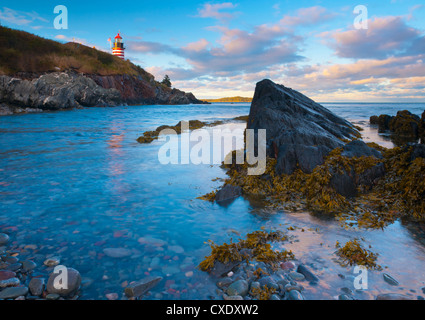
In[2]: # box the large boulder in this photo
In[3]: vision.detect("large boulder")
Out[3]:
[247,79,359,174]
[46,267,81,297]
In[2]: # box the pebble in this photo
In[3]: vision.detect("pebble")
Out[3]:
[6,263,22,272]
[270,294,281,300]
[223,295,244,300]
[4,256,18,264]
[46,293,60,300]
[338,294,354,300]
[287,290,304,300]
[216,278,233,289]
[0,277,20,288]
[250,281,261,292]
[383,273,399,286]
[162,266,180,275]
[0,270,16,281]
[0,233,9,246]
[289,272,305,281]
[22,260,37,272]
[296,264,319,283]
[227,280,249,297]
[106,293,119,300]
[376,293,414,300]
[185,271,193,277]
[341,287,353,295]
[0,286,29,299]
[168,245,184,254]
[103,248,132,259]
[44,257,60,267]
[280,261,296,270]
[137,236,167,247]
[29,278,45,296]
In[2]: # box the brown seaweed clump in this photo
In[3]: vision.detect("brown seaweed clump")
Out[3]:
[335,239,382,270]
[198,230,295,272]
[137,120,223,144]
[250,285,277,300]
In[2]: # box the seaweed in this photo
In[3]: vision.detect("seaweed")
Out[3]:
[335,238,382,270]
[250,285,277,300]
[136,120,218,144]
[198,230,294,272]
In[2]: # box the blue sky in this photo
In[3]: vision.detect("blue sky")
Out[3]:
[1,0,424,101]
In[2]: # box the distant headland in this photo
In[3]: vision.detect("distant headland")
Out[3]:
[204,96,252,103]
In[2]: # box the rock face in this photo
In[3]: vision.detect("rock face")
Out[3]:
[247,79,359,174]
[0,71,208,115]
[88,74,207,106]
[0,72,121,113]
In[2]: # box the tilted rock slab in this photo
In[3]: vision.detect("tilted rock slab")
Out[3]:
[247,79,359,174]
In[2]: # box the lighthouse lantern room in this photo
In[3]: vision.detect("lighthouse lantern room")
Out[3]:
[112,33,125,59]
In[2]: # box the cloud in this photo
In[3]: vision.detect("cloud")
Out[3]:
[127,40,175,54]
[322,16,424,59]
[0,7,48,26]
[197,2,238,21]
[279,6,337,28]
[129,6,339,79]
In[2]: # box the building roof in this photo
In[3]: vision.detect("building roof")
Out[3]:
[115,33,122,39]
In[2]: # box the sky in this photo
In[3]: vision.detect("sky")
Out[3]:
[0,0,424,101]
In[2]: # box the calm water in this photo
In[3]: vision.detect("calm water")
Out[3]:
[0,102,424,300]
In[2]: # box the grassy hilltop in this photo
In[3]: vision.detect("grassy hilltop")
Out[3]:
[0,26,152,80]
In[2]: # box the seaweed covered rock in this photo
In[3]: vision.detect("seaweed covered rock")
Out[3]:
[247,79,359,174]
[215,184,242,205]
[370,110,424,145]
[370,114,393,132]
[389,110,421,137]
[330,140,385,197]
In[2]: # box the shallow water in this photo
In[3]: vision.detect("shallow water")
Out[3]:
[0,102,424,300]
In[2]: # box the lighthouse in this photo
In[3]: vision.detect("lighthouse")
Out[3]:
[112,32,125,59]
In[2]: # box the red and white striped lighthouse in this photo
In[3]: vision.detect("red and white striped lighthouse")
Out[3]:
[112,32,125,59]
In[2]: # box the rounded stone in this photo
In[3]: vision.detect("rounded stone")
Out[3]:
[289,272,305,281]
[46,267,81,297]
[46,293,60,300]
[287,290,304,300]
[226,280,249,297]
[0,286,28,299]
[0,233,9,246]
[22,260,37,272]
[29,278,45,296]
[44,257,60,267]
[0,270,16,281]
[103,248,132,258]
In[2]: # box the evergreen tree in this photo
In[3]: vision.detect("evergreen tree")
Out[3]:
[161,74,172,88]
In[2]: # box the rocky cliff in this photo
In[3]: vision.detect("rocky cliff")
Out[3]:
[0,71,207,115]
[247,79,360,174]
